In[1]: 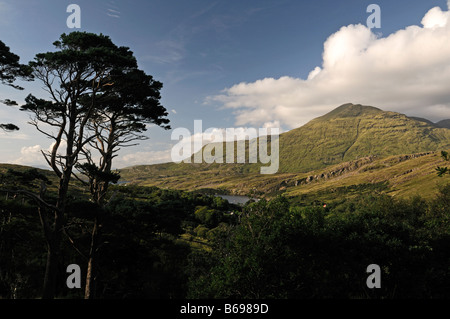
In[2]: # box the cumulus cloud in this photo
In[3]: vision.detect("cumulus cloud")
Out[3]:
[12,140,69,167]
[422,4,450,28]
[209,4,450,129]
[14,144,43,166]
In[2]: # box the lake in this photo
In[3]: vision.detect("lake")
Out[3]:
[215,195,257,205]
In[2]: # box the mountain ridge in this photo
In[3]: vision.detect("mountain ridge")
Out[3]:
[278,103,450,173]
[117,103,450,199]
[123,103,450,175]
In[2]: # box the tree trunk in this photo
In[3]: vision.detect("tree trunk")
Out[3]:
[84,257,94,299]
[84,216,100,299]
[41,174,70,299]
[42,243,58,299]
[84,174,110,299]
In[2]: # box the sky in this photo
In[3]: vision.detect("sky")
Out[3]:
[1,0,450,169]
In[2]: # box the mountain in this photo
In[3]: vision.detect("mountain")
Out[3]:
[410,117,436,126]
[410,117,450,129]
[278,103,450,173]
[436,119,450,129]
[119,103,450,198]
[177,103,450,174]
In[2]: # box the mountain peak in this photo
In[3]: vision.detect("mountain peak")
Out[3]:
[317,103,383,121]
[280,103,450,173]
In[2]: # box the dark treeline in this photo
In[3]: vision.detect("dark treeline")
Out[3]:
[190,186,450,299]
[1,168,449,299]
[0,175,235,299]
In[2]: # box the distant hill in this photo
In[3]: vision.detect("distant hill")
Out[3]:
[436,119,450,129]
[410,117,450,129]
[119,151,450,200]
[182,103,450,174]
[119,103,450,198]
[0,163,54,179]
[278,103,450,173]
[0,163,60,193]
[166,103,450,174]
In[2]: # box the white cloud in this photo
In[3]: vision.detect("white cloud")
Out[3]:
[106,7,121,18]
[262,120,283,131]
[22,145,41,155]
[422,6,449,28]
[209,4,450,129]
[14,144,43,166]
[115,149,173,168]
[11,140,68,167]
[106,13,120,18]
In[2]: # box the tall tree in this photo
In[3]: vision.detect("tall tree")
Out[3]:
[0,40,33,131]
[76,68,170,298]
[20,32,137,299]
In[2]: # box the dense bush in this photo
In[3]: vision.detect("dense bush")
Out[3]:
[1,183,449,299]
[188,186,450,299]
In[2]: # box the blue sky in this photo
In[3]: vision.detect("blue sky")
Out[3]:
[1,0,450,168]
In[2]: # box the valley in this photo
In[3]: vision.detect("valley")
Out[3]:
[119,104,450,202]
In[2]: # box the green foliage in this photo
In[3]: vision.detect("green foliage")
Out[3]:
[188,189,450,299]
[94,194,190,298]
[436,151,449,177]
[76,163,121,184]
[0,123,19,131]
[1,39,33,131]
[2,164,449,299]
[2,168,51,187]
[0,39,33,90]
[194,225,209,238]
[442,151,450,161]
[194,206,224,228]
[0,198,46,298]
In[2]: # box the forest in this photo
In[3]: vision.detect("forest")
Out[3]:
[1,169,449,299]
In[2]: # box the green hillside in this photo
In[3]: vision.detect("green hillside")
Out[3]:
[165,103,450,174]
[119,103,450,199]
[0,163,57,186]
[5,104,447,201]
[119,150,450,200]
[278,103,450,173]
